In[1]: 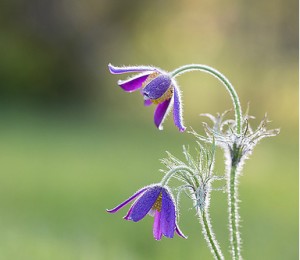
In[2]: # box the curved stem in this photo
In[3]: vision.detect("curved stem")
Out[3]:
[160,166,198,187]
[171,64,242,135]
[198,208,224,260]
[228,163,241,259]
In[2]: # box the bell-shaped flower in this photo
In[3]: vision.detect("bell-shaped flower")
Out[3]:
[108,64,186,132]
[106,184,187,240]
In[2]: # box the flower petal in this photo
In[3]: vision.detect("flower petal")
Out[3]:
[160,188,176,238]
[144,99,152,106]
[127,186,162,222]
[123,203,134,220]
[153,210,163,240]
[173,86,186,132]
[154,98,173,130]
[143,74,172,100]
[108,64,157,74]
[106,187,147,214]
[118,73,151,92]
[175,223,187,239]
[148,208,156,217]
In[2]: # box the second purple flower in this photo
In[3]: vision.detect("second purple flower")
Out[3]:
[108,64,186,132]
[106,184,186,240]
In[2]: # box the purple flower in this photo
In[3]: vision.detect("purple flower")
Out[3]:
[106,184,187,240]
[108,64,186,132]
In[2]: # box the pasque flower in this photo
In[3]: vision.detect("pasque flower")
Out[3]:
[106,184,186,240]
[108,64,185,132]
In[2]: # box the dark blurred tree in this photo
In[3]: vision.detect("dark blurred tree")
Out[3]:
[0,0,145,107]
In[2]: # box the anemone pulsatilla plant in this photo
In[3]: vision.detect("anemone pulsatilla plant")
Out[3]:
[107,63,279,260]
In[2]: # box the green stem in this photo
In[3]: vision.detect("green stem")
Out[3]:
[228,163,241,259]
[198,208,224,260]
[171,64,242,135]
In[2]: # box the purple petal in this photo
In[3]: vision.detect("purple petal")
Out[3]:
[143,74,172,100]
[154,98,173,130]
[175,223,187,239]
[144,99,152,106]
[106,187,147,214]
[173,86,186,132]
[123,204,134,220]
[108,64,157,74]
[147,208,156,217]
[127,186,162,222]
[118,73,151,92]
[153,210,163,240]
[160,188,176,238]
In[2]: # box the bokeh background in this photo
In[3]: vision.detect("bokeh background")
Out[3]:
[0,0,298,259]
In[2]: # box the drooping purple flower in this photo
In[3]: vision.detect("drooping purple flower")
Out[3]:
[106,184,187,240]
[108,64,186,132]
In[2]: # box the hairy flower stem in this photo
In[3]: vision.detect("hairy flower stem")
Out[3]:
[198,208,224,260]
[171,64,242,135]
[172,64,244,257]
[228,162,241,260]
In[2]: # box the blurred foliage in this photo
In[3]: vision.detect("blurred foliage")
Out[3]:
[0,0,297,107]
[0,0,298,259]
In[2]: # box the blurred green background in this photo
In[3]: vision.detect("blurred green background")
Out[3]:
[0,0,298,259]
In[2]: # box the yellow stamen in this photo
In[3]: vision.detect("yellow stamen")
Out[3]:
[151,86,173,104]
[152,193,162,212]
[142,72,160,89]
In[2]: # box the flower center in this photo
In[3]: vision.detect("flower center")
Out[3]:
[142,72,173,104]
[151,87,173,105]
[152,193,162,212]
[142,72,160,88]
